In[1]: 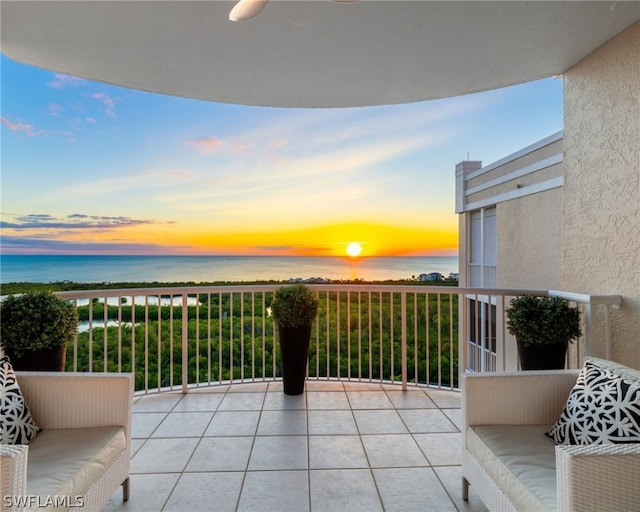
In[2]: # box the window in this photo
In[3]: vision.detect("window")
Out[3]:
[467,298,497,372]
[469,207,496,287]
[467,207,497,371]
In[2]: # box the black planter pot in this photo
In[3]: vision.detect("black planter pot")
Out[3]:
[517,340,567,370]
[4,345,67,371]
[278,325,312,395]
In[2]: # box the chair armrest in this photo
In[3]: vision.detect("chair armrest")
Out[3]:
[0,444,28,511]
[556,443,640,512]
[15,372,133,442]
[463,370,579,434]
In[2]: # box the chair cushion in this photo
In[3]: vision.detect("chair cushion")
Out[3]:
[467,425,557,512]
[546,357,640,445]
[0,356,41,444]
[25,426,126,500]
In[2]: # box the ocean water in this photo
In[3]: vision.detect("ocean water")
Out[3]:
[0,255,458,284]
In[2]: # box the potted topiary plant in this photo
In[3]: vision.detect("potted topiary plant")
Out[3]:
[0,291,79,371]
[270,283,319,395]
[506,295,581,370]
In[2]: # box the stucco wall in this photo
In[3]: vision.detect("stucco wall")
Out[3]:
[563,22,640,368]
[497,188,562,290]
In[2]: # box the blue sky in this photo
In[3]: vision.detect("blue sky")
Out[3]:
[1,54,563,256]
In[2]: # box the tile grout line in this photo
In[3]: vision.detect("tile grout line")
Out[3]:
[234,387,268,512]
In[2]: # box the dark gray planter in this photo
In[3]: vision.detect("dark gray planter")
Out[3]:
[517,340,567,370]
[278,325,312,395]
[5,345,67,371]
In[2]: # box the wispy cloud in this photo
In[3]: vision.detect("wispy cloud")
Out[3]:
[1,116,75,139]
[92,93,117,116]
[187,136,225,153]
[57,168,193,198]
[1,213,170,231]
[47,73,87,89]
[1,117,42,137]
[48,103,64,117]
[0,235,187,255]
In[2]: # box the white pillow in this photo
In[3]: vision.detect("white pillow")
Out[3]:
[546,358,640,445]
[0,356,42,444]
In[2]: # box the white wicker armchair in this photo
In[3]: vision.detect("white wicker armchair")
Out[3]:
[1,372,133,512]
[462,370,640,512]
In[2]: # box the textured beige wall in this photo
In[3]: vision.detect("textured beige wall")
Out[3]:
[497,188,562,289]
[563,22,640,368]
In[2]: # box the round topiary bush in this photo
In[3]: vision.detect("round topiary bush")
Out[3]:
[1,291,79,359]
[270,283,319,329]
[506,295,581,347]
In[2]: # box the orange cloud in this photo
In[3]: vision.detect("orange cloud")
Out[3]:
[187,136,225,153]
[164,221,458,257]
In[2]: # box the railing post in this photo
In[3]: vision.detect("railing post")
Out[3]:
[604,305,611,360]
[401,292,407,391]
[583,303,593,358]
[182,293,189,394]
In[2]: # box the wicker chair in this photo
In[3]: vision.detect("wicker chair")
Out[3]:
[462,370,640,512]
[1,372,132,512]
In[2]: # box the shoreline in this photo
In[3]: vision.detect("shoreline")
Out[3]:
[1,278,458,295]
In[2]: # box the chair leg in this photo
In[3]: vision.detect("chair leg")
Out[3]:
[462,477,470,501]
[123,477,130,502]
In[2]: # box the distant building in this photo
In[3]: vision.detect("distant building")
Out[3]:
[288,277,329,284]
[448,273,459,281]
[419,272,443,282]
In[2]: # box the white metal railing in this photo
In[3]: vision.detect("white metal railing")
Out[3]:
[54,285,621,395]
[459,288,622,374]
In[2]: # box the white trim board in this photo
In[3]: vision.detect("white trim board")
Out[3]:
[465,130,563,181]
[465,153,562,196]
[463,176,563,211]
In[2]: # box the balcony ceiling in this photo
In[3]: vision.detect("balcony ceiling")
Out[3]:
[2,1,639,108]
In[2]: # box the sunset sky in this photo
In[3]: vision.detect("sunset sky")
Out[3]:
[1,54,563,257]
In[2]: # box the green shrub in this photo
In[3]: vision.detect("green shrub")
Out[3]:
[270,284,319,329]
[506,295,581,347]
[1,291,78,358]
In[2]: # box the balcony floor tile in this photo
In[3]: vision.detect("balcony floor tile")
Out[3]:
[103,381,487,512]
[361,434,429,468]
[353,409,408,434]
[248,436,309,470]
[204,410,260,437]
[306,390,351,410]
[164,472,244,512]
[151,411,213,438]
[310,468,382,512]
[308,409,358,435]
[238,470,309,512]
[130,437,199,474]
[185,436,253,472]
[373,467,457,512]
[309,435,369,469]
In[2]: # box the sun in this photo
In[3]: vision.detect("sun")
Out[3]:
[346,242,363,258]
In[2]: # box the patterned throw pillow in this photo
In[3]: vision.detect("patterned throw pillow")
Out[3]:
[0,356,42,444]
[546,359,640,445]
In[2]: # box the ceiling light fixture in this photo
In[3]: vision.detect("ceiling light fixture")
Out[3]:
[229,0,360,22]
[229,0,269,22]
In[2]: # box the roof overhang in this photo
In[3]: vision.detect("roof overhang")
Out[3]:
[2,1,639,108]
